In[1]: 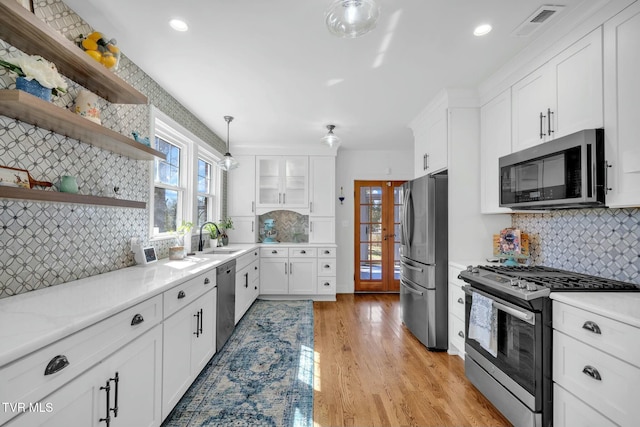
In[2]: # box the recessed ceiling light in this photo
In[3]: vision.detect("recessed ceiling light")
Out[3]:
[169,19,189,32]
[474,24,492,36]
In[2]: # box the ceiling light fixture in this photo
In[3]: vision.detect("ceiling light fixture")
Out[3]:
[169,19,189,32]
[473,24,492,36]
[325,0,381,38]
[321,124,341,148]
[217,116,239,171]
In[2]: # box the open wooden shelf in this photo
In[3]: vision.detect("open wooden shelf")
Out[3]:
[0,0,147,105]
[0,186,146,209]
[0,90,166,161]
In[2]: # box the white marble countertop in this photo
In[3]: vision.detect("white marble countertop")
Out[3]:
[0,244,259,367]
[551,292,640,328]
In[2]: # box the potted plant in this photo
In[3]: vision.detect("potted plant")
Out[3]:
[217,217,234,246]
[169,220,193,260]
[204,223,220,248]
[0,54,67,101]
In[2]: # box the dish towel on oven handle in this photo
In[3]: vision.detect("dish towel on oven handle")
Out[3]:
[468,291,498,357]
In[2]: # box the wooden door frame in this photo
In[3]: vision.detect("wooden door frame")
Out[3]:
[353,180,405,292]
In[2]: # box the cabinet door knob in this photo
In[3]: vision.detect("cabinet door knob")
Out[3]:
[130,313,144,326]
[204,277,210,285]
[44,355,70,376]
[178,290,186,299]
[457,298,464,305]
[458,331,465,338]
[582,321,601,334]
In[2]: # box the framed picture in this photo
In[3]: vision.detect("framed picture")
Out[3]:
[16,0,34,13]
[0,166,30,188]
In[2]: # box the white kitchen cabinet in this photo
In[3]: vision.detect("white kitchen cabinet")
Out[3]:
[553,300,640,426]
[235,249,260,324]
[480,88,513,214]
[288,249,318,295]
[309,156,335,217]
[603,2,640,208]
[226,216,256,243]
[9,326,163,427]
[259,248,289,294]
[512,28,603,152]
[447,264,466,359]
[309,217,335,244]
[412,98,448,177]
[162,288,217,419]
[228,155,256,217]
[256,156,309,211]
[317,247,337,295]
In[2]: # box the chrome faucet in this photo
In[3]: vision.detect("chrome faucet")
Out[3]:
[198,221,220,252]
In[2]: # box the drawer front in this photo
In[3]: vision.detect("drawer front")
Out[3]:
[450,313,465,353]
[288,247,317,257]
[449,283,465,320]
[553,301,640,367]
[164,270,216,318]
[236,249,259,271]
[317,277,336,295]
[554,384,617,427]
[249,259,260,285]
[0,295,162,425]
[318,247,336,258]
[260,247,288,258]
[318,259,336,276]
[553,330,640,426]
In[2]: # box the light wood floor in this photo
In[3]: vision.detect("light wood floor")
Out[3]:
[313,294,511,427]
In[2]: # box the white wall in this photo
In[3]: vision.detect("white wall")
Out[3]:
[335,149,414,293]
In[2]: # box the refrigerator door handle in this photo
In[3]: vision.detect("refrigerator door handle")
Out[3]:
[400,279,424,296]
[401,261,423,273]
[401,275,434,291]
[402,186,413,247]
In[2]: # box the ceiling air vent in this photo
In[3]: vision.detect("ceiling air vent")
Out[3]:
[512,5,565,37]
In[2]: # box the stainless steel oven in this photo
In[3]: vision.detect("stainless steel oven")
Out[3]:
[463,285,550,427]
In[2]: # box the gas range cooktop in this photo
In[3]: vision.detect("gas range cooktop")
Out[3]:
[459,265,640,301]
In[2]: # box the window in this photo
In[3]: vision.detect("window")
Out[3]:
[150,109,222,239]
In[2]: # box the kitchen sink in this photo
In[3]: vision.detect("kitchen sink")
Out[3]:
[204,248,240,255]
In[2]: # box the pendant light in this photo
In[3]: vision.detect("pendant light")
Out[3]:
[217,115,239,171]
[321,124,341,148]
[325,0,380,38]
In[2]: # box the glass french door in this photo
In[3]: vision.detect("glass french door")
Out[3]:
[354,181,405,292]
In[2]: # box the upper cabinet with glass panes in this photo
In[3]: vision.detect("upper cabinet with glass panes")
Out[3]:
[256,156,309,212]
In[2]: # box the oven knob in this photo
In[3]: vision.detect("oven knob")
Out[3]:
[471,267,479,274]
[518,280,528,289]
[466,265,473,272]
[526,283,537,291]
[509,278,518,287]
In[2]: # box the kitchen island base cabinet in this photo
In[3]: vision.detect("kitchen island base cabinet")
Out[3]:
[162,289,217,419]
[7,326,163,427]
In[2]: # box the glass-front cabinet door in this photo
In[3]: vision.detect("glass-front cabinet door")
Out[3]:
[256,156,308,209]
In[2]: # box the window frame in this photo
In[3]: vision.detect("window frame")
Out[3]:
[149,108,223,241]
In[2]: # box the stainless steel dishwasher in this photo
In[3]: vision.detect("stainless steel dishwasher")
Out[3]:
[216,259,236,351]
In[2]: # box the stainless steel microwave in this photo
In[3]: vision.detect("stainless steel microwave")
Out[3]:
[499,129,605,209]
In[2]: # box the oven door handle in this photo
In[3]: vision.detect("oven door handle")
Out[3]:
[463,285,535,325]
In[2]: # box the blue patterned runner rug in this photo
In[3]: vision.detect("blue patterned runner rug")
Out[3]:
[162,300,314,427]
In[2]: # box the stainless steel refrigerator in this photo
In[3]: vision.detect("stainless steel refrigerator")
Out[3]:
[400,173,448,350]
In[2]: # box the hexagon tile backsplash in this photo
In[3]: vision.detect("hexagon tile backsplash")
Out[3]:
[512,208,640,285]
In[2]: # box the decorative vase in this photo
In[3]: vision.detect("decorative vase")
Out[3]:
[221,236,229,246]
[59,176,78,193]
[74,90,101,124]
[169,246,185,260]
[16,76,51,102]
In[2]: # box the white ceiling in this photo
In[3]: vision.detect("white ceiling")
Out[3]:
[63,0,591,152]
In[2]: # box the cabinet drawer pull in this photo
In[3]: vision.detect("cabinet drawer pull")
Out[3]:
[324,264,331,269]
[99,380,111,425]
[178,290,186,299]
[324,282,331,287]
[110,372,119,417]
[300,250,306,254]
[272,250,278,254]
[324,250,330,254]
[44,354,70,376]
[458,331,465,338]
[582,365,602,381]
[582,321,601,335]
[204,277,210,285]
[457,297,464,305]
[130,314,144,326]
